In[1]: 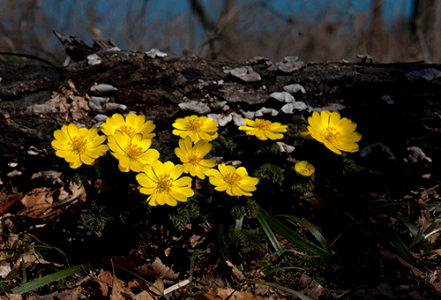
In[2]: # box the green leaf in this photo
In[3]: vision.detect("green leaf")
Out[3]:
[279,214,331,253]
[11,263,93,294]
[231,216,244,243]
[264,266,303,275]
[257,206,331,261]
[425,212,441,235]
[34,245,70,267]
[218,223,234,261]
[248,281,313,300]
[256,208,283,253]
[188,250,198,294]
[343,211,423,270]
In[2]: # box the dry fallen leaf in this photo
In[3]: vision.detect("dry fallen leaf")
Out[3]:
[226,260,245,281]
[0,193,21,215]
[3,293,23,300]
[18,188,53,218]
[136,257,179,280]
[45,80,90,122]
[5,247,63,278]
[0,261,12,279]
[299,273,325,299]
[133,291,154,300]
[95,269,113,297]
[196,287,269,300]
[110,261,132,300]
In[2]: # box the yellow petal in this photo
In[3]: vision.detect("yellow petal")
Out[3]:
[66,123,80,138]
[329,111,342,127]
[53,129,69,142]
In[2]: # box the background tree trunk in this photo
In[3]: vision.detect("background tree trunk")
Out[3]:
[412,0,441,62]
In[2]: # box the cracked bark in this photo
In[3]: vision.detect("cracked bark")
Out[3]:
[1,33,441,191]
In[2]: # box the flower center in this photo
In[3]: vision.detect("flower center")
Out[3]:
[188,152,202,165]
[225,172,241,187]
[185,119,202,133]
[124,143,143,159]
[321,126,341,143]
[119,125,136,137]
[155,175,174,194]
[255,119,271,130]
[69,136,88,155]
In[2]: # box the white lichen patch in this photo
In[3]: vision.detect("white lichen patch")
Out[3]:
[208,113,233,126]
[405,68,441,81]
[255,107,278,117]
[87,54,102,66]
[145,48,168,58]
[90,83,118,93]
[229,66,261,82]
[404,146,432,164]
[283,84,306,94]
[277,61,304,73]
[308,103,345,113]
[270,92,295,103]
[179,100,211,114]
[276,141,295,153]
[280,102,308,114]
[360,142,396,161]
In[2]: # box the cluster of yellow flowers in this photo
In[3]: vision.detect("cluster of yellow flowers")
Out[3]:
[51,109,361,205]
[51,114,270,206]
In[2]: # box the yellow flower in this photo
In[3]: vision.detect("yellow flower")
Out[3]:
[51,123,108,169]
[294,161,315,177]
[238,118,287,140]
[300,110,362,155]
[101,113,156,139]
[136,160,194,206]
[107,131,159,172]
[175,137,216,180]
[172,115,218,142]
[208,165,259,197]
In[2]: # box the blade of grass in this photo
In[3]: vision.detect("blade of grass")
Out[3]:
[188,250,198,294]
[11,263,93,294]
[258,206,331,261]
[20,258,27,284]
[248,249,298,277]
[264,266,303,275]
[396,213,420,237]
[387,230,423,270]
[218,222,233,261]
[256,208,283,254]
[343,211,423,270]
[34,245,70,267]
[248,281,313,300]
[231,216,244,243]
[424,212,441,235]
[395,213,429,250]
[279,214,331,253]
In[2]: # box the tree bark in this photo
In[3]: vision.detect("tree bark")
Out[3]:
[412,0,441,62]
[1,33,441,190]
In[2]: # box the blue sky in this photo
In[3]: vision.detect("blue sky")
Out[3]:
[42,0,414,54]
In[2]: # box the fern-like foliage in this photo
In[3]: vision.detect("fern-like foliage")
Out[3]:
[290,177,315,194]
[230,198,259,220]
[238,228,267,257]
[85,201,114,236]
[256,142,282,156]
[257,163,285,187]
[342,156,356,176]
[169,198,201,231]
